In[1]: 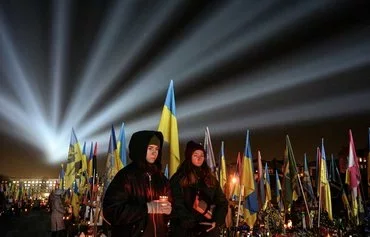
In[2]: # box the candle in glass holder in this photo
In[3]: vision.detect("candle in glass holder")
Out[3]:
[159,196,168,202]
[159,196,168,206]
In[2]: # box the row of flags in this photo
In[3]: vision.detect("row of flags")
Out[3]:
[218,128,366,228]
[56,79,367,228]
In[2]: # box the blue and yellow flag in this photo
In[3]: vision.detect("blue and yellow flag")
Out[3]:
[241,130,258,228]
[112,125,124,172]
[79,141,88,190]
[320,139,332,220]
[105,126,123,190]
[263,163,271,210]
[81,141,88,175]
[219,141,227,192]
[65,128,84,189]
[117,122,127,167]
[275,170,284,211]
[158,80,180,177]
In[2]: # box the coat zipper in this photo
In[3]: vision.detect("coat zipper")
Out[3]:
[147,173,157,237]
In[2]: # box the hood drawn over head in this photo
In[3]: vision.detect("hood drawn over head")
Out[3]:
[129,130,164,171]
[185,140,206,160]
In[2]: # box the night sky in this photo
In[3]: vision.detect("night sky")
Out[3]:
[1,0,370,178]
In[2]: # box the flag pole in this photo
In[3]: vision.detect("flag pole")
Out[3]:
[296,170,311,227]
[317,150,322,228]
[288,140,311,228]
[236,184,244,227]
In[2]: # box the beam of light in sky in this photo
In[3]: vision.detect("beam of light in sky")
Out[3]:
[174,0,332,86]
[80,0,330,132]
[141,0,278,79]
[179,30,370,119]
[50,0,71,127]
[0,15,51,139]
[171,0,281,72]
[78,25,369,146]
[61,0,187,135]
[74,0,273,136]
[0,92,63,161]
[75,0,188,137]
[0,94,34,140]
[180,90,370,139]
[60,0,134,133]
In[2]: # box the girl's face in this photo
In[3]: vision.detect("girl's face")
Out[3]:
[146,144,159,164]
[191,150,205,167]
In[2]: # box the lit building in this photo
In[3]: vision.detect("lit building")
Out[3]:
[0,177,59,200]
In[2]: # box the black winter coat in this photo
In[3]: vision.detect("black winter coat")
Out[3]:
[103,131,171,237]
[169,170,228,237]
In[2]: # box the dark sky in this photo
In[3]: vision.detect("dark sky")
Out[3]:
[1,0,370,178]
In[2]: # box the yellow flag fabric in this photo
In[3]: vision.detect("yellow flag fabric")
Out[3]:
[87,142,93,179]
[264,163,272,210]
[158,80,180,177]
[220,141,227,191]
[320,140,333,220]
[241,131,258,228]
[65,129,83,189]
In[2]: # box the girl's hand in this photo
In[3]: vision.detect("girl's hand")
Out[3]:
[199,222,216,232]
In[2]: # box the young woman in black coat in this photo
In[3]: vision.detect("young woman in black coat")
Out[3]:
[103,130,172,237]
[170,141,228,237]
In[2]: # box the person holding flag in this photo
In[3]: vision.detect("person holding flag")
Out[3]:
[103,131,172,237]
[170,141,228,237]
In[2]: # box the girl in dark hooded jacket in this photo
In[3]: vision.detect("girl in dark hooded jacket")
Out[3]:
[103,130,172,237]
[170,141,228,237]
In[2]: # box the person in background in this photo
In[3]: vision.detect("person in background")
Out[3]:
[49,189,66,237]
[103,130,172,237]
[0,190,10,234]
[170,141,228,237]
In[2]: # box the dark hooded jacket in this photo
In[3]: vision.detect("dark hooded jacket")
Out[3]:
[170,141,228,237]
[103,130,171,237]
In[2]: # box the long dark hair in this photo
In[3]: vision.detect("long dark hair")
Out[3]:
[178,158,217,188]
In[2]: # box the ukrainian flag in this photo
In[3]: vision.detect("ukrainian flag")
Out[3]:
[65,128,83,189]
[111,125,124,172]
[105,126,123,189]
[117,122,127,167]
[158,80,180,177]
[275,170,284,212]
[320,139,333,220]
[241,130,258,228]
[81,141,88,175]
[264,163,271,210]
[219,141,227,191]
[79,141,88,189]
